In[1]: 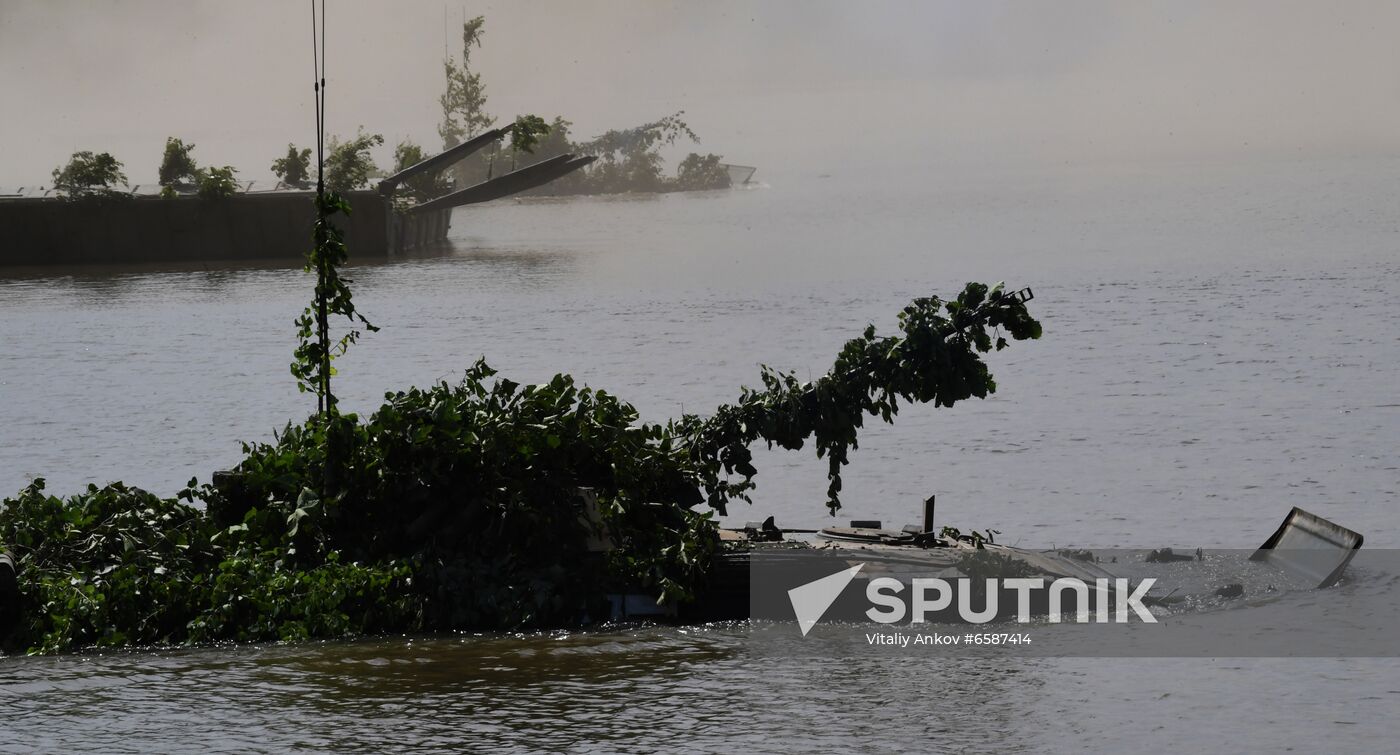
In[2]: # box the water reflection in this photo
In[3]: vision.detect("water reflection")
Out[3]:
[411,243,578,286]
[0,625,1056,753]
[0,237,579,308]
[270,628,742,697]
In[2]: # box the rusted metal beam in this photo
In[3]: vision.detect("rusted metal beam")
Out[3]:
[404,154,595,213]
[377,126,510,195]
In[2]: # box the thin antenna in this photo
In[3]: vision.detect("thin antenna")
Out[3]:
[311,0,319,175]
[319,0,329,408]
[309,0,331,417]
[320,0,327,169]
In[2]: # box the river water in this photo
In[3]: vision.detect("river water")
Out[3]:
[1,157,1398,751]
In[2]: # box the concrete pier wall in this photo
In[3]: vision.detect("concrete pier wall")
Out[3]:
[0,191,450,267]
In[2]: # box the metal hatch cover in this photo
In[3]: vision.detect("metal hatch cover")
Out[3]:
[1250,506,1364,588]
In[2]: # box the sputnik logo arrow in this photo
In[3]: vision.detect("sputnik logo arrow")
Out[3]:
[787,562,864,636]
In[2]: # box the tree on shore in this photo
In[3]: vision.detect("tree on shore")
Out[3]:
[438,16,494,188]
[506,114,549,171]
[438,16,493,150]
[324,131,384,192]
[196,165,239,199]
[271,144,312,188]
[51,151,128,198]
[391,140,451,203]
[158,137,199,187]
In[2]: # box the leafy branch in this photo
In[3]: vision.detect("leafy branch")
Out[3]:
[576,111,699,158]
[677,282,1041,514]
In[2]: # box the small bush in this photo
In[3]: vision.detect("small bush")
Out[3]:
[196,166,239,199]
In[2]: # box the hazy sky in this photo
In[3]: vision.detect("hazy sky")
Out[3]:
[2,1,1397,185]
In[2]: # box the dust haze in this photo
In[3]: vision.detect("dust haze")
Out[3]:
[2,0,1397,185]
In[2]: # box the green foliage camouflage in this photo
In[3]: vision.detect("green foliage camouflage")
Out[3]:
[0,283,1039,654]
[675,152,732,191]
[225,362,715,628]
[519,112,732,195]
[955,549,1039,595]
[0,479,418,654]
[683,282,1042,514]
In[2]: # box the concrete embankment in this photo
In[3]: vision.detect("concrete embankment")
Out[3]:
[0,191,450,266]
